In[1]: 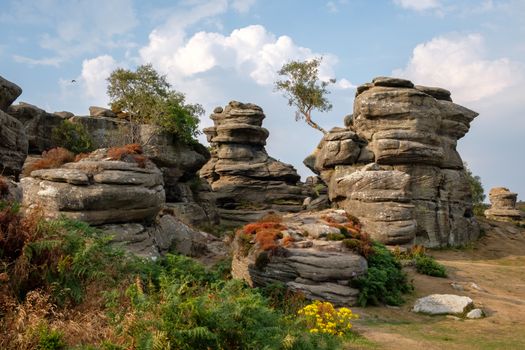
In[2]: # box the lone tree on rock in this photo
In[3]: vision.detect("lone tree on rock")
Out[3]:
[274,57,335,134]
[107,64,203,144]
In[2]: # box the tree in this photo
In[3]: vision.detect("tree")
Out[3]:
[464,162,486,216]
[107,64,203,144]
[274,57,335,134]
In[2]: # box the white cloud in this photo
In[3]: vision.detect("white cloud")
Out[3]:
[393,33,520,103]
[326,1,338,13]
[4,0,137,64]
[80,55,118,105]
[393,0,441,11]
[231,0,256,13]
[12,54,63,67]
[141,24,344,87]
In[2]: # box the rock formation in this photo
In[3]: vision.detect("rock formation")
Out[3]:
[306,77,480,247]
[231,209,368,306]
[201,101,307,225]
[0,76,28,177]
[21,149,165,225]
[484,187,522,222]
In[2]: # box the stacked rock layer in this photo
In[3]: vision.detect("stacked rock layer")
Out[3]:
[305,77,480,247]
[200,101,306,225]
[484,187,522,222]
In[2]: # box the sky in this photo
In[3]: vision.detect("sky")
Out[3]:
[1,0,524,201]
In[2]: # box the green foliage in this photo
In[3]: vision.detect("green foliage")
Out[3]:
[51,120,94,154]
[106,64,203,144]
[352,242,413,307]
[275,57,335,134]
[36,325,66,350]
[414,255,447,278]
[326,232,346,241]
[464,162,485,206]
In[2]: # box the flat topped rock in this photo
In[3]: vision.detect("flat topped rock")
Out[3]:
[413,294,474,315]
[372,76,414,88]
[415,85,452,101]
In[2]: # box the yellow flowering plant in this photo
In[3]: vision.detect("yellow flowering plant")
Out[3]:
[297,300,359,336]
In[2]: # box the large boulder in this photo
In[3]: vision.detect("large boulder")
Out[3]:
[7,102,64,154]
[231,209,368,306]
[20,150,165,225]
[484,187,522,222]
[413,294,474,315]
[0,109,28,177]
[0,75,22,112]
[201,101,307,225]
[305,77,480,247]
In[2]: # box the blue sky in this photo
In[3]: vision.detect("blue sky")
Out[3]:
[1,0,524,201]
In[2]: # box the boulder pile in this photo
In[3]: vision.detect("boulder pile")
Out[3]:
[306,77,480,247]
[201,101,307,225]
[484,187,522,222]
[231,209,368,306]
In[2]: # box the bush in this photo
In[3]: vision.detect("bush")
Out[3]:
[23,148,75,176]
[107,144,147,168]
[298,301,359,336]
[51,120,94,154]
[352,242,413,306]
[36,325,66,350]
[415,255,447,278]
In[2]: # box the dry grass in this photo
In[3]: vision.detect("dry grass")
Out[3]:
[107,143,147,168]
[22,148,75,177]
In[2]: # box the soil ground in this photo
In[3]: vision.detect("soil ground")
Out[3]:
[345,218,525,350]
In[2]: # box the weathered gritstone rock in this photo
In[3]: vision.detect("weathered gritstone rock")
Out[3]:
[484,187,522,222]
[0,109,28,177]
[231,209,368,306]
[413,294,474,316]
[0,75,22,112]
[305,77,480,247]
[7,102,64,154]
[201,101,307,225]
[20,151,165,225]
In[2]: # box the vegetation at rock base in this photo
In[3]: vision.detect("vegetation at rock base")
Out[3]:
[107,143,147,168]
[22,147,75,176]
[464,161,487,216]
[393,245,448,278]
[107,64,203,145]
[298,301,359,336]
[274,57,335,134]
[1,199,361,349]
[51,120,94,154]
[352,242,413,307]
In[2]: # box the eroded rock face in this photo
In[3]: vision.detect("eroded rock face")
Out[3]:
[0,75,22,112]
[0,110,28,177]
[305,77,480,247]
[231,209,368,306]
[484,187,522,222]
[201,101,307,225]
[7,102,64,154]
[21,150,165,225]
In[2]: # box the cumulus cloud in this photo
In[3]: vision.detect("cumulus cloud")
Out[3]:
[393,33,519,103]
[393,0,441,11]
[141,24,352,88]
[80,55,118,105]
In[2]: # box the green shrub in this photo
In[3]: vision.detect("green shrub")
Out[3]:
[352,242,413,306]
[36,325,66,350]
[414,255,447,278]
[51,120,94,154]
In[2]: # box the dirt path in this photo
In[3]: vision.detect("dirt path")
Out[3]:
[346,218,525,350]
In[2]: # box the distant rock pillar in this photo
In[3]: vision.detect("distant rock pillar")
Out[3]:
[484,187,522,222]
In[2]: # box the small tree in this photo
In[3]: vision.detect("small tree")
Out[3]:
[464,162,486,216]
[107,64,203,144]
[274,57,335,134]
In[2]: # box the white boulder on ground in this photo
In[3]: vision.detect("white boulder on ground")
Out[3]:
[413,294,474,315]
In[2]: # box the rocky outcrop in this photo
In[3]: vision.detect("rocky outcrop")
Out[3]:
[20,149,165,225]
[231,209,368,306]
[100,214,227,259]
[0,76,28,177]
[306,77,480,247]
[89,106,117,118]
[7,102,64,154]
[0,75,22,112]
[484,187,522,222]
[201,101,307,225]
